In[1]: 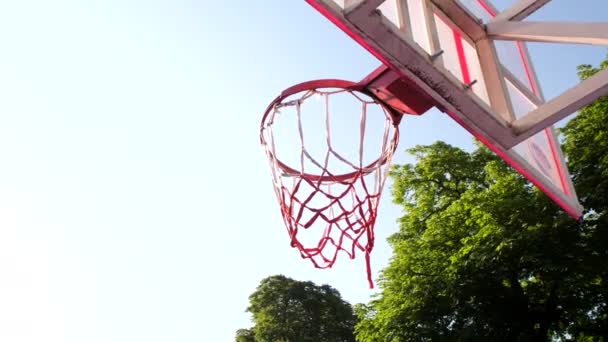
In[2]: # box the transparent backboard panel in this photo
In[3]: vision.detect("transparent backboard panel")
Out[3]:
[378,0,400,29]
[406,0,432,53]
[461,33,490,104]
[306,0,582,217]
[458,0,508,22]
[306,0,582,216]
[458,0,537,95]
[434,15,464,81]
[378,0,573,201]
[433,13,490,105]
[332,0,516,105]
[468,0,572,197]
[506,80,571,195]
[495,41,538,95]
[377,0,433,54]
[374,0,492,105]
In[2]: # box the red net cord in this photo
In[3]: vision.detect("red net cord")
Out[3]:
[261,84,399,288]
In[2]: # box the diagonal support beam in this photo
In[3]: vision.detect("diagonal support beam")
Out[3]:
[511,67,608,143]
[487,21,608,46]
[430,0,486,41]
[490,0,551,22]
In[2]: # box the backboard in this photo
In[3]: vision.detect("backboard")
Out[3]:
[306,0,608,218]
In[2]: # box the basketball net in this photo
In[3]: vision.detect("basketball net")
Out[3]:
[260,80,399,288]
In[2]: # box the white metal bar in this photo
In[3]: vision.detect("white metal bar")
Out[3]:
[501,66,542,106]
[421,0,443,59]
[473,0,581,207]
[512,67,608,138]
[487,21,608,46]
[506,146,583,216]
[512,25,580,200]
[519,40,546,102]
[490,0,551,22]
[476,38,515,122]
[430,0,485,41]
[431,3,475,46]
[395,0,413,40]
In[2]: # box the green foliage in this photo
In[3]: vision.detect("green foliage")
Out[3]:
[559,55,608,341]
[235,328,255,342]
[561,57,608,213]
[371,142,576,341]
[242,275,356,342]
[353,55,608,342]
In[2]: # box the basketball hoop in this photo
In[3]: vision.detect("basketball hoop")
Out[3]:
[260,79,400,288]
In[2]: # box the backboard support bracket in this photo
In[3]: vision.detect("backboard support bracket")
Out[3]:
[359,65,436,118]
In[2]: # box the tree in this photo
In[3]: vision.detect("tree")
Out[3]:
[239,275,356,342]
[354,55,608,341]
[235,329,255,342]
[561,57,608,213]
[559,56,608,341]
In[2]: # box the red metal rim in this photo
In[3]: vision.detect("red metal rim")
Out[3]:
[260,79,362,131]
[260,79,400,183]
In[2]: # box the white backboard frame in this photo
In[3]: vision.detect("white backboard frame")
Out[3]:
[305,0,606,217]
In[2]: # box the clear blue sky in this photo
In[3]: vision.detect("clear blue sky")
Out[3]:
[0,1,605,341]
